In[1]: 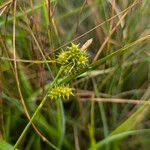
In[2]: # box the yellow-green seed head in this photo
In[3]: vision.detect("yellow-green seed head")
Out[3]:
[57,51,69,65]
[57,43,89,73]
[48,85,74,100]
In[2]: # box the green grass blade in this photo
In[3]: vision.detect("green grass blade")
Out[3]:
[0,140,14,150]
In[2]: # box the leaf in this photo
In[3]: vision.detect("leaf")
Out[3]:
[110,104,150,135]
[0,140,13,150]
[90,129,150,149]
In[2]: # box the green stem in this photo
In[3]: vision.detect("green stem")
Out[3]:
[13,96,47,149]
[13,68,63,149]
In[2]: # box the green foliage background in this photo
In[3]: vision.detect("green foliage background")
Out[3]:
[0,0,150,150]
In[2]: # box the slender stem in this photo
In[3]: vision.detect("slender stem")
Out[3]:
[13,68,63,149]
[13,96,47,149]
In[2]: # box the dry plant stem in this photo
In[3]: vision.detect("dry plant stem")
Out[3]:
[93,0,139,61]
[12,0,30,121]
[12,0,53,145]
[45,0,59,56]
[0,5,8,16]
[0,57,56,63]
[80,98,150,105]
[0,85,4,138]
[73,127,80,150]
[0,0,12,10]
[13,68,63,150]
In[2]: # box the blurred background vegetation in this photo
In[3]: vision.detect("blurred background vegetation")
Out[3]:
[0,0,150,149]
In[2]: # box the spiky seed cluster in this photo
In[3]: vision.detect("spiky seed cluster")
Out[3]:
[48,85,74,100]
[57,43,88,73]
